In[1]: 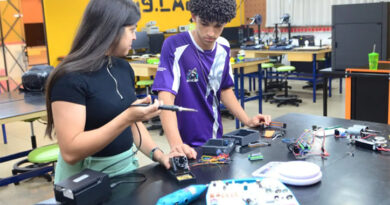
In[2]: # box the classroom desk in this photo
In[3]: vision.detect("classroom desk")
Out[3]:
[129,61,158,77]
[245,48,332,103]
[231,58,269,128]
[38,113,390,205]
[129,58,269,129]
[0,91,48,186]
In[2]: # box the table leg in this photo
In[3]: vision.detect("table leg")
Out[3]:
[240,67,244,127]
[234,68,239,129]
[312,54,317,103]
[2,124,6,144]
[329,77,332,97]
[323,76,328,116]
[258,64,263,114]
[30,122,36,149]
[248,77,252,92]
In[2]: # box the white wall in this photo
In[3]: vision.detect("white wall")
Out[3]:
[266,0,390,27]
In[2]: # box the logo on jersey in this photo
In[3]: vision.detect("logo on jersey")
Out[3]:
[186,67,198,82]
[157,67,167,72]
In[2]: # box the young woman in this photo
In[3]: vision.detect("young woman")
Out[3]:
[45,0,177,183]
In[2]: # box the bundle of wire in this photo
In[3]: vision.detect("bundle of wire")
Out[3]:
[287,129,329,159]
[190,154,231,167]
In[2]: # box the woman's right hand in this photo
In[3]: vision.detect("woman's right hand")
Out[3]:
[126,96,161,123]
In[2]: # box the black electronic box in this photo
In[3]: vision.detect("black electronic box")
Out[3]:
[222,129,259,146]
[54,169,111,205]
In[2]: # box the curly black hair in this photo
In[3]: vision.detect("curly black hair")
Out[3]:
[188,0,236,24]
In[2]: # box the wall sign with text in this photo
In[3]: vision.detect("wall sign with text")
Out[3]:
[136,0,189,13]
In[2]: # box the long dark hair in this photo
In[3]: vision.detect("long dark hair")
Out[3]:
[45,0,140,139]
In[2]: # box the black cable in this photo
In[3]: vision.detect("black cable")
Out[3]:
[100,122,142,173]
[110,172,147,189]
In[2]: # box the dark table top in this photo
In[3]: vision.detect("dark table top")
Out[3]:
[319,68,345,77]
[0,91,46,120]
[104,113,390,205]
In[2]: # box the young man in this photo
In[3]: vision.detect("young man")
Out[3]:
[152,0,271,159]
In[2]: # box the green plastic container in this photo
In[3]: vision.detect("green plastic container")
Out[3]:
[369,52,379,70]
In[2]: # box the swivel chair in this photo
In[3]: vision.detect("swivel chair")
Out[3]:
[136,79,154,97]
[12,143,59,185]
[270,66,302,107]
[265,56,284,91]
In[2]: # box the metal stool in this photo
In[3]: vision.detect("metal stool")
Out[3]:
[261,63,276,102]
[270,66,302,107]
[136,79,154,97]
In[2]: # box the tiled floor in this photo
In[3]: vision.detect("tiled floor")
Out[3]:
[0,79,345,204]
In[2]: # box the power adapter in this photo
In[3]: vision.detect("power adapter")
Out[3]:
[54,169,111,205]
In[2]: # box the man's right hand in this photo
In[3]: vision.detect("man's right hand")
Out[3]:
[170,144,197,159]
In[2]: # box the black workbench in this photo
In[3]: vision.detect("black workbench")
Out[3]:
[0,91,48,186]
[103,113,390,205]
[37,113,390,205]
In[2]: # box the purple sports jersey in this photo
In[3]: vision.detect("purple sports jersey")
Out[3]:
[152,31,234,147]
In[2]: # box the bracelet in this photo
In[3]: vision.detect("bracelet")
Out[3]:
[150,147,163,162]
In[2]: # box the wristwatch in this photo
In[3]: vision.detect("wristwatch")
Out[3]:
[150,147,163,162]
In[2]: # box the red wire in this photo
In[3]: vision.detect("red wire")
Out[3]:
[321,129,329,157]
[361,134,376,139]
[378,147,390,152]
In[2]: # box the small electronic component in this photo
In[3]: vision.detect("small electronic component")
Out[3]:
[347,125,368,136]
[354,137,388,151]
[259,121,286,139]
[264,130,275,138]
[206,178,299,205]
[355,138,377,150]
[259,121,287,130]
[168,156,196,184]
[222,129,259,146]
[287,128,328,159]
[201,138,235,155]
[248,152,264,161]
